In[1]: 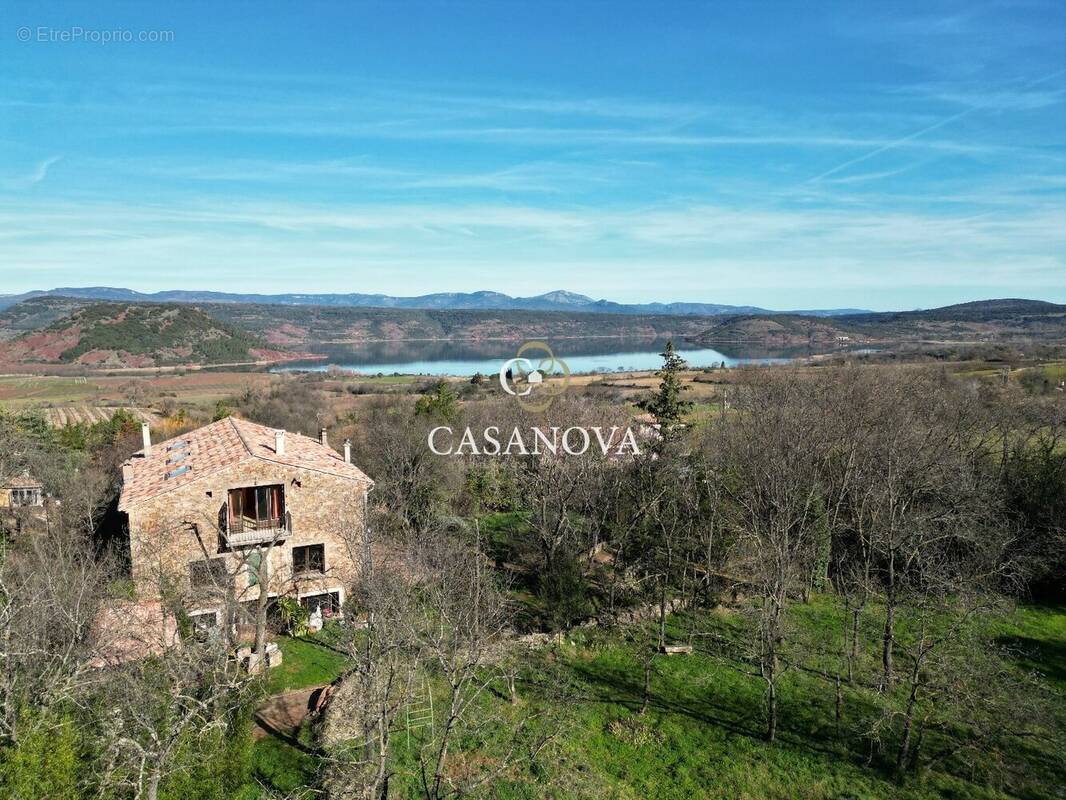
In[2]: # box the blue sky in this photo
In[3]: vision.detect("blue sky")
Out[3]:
[1,1,1064,310]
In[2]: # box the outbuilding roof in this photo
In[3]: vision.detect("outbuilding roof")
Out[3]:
[0,473,43,489]
[118,417,372,510]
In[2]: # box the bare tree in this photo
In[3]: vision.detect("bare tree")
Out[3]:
[96,630,255,800]
[716,369,825,742]
[321,524,419,800]
[0,521,110,747]
[324,523,554,800]
[350,397,460,536]
[847,371,995,692]
[513,454,595,579]
[403,530,519,799]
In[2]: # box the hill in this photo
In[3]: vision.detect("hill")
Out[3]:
[0,297,726,366]
[0,295,89,341]
[692,299,1066,346]
[4,296,1064,370]
[0,301,271,368]
[0,286,866,317]
[694,314,860,344]
[912,298,1066,317]
[201,302,719,346]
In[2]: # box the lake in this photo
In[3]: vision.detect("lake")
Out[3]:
[273,337,817,376]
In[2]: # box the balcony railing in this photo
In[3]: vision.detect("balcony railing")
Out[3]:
[221,509,292,547]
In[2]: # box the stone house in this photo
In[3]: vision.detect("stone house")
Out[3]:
[0,472,47,536]
[117,417,373,633]
[0,473,44,510]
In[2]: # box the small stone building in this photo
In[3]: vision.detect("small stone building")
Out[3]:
[0,473,44,509]
[0,473,47,536]
[117,417,372,632]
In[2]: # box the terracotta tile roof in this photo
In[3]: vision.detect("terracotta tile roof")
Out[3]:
[118,417,372,511]
[0,473,43,489]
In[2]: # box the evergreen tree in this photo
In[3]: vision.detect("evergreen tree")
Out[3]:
[640,339,693,437]
[414,380,461,424]
[0,709,81,800]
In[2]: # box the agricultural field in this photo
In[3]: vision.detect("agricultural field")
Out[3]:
[41,406,158,427]
[0,371,277,420]
[2,357,1062,433]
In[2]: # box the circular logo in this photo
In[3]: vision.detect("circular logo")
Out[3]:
[499,341,570,412]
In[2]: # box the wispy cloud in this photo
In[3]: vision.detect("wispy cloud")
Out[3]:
[2,197,1063,301]
[809,68,1066,182]
[3,155,62,189]
[1,14,1063,308]
[820,162,926,185]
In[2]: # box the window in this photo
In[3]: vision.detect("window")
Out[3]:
[293,544,325,575]
[300,591,341,616]
[227,485,284,532]
[238,598,284,631]
[189,557,228,588]
[10,488,41,507]
[189,611,219,640]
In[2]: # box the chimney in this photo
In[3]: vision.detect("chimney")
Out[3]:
[275,429,286,456]
[320,427,328,447]
[343,438,351,464]
[141,423,152,456]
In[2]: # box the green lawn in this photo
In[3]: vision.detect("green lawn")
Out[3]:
[994,603,1066,690]
[514,638,982,799]
[250,728,319,798]
[248,635,349,797]
[264,635,349,695]
[248,603,1066,799]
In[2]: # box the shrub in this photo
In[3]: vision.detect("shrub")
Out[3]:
[0,709,81,800]
[278,596,311,637]
[539,556,593,630]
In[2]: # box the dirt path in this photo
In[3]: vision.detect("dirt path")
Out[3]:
[253,686,321,740]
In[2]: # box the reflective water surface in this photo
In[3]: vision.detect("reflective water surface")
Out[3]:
[273,337,822,376]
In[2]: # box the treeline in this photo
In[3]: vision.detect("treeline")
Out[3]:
[338,358,1065,793]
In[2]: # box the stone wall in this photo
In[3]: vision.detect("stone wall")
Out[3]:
[124,457,368,617]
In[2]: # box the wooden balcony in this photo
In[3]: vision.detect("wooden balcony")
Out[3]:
[221,509,292,547]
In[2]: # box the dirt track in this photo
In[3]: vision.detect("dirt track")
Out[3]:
[253,686,320,740]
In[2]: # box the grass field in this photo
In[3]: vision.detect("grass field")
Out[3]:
[264,635,349,695]
[0,371,277,416]
[248,600,1065,799]
[0,375,107,407]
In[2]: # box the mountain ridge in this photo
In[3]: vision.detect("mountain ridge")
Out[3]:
[0,286,868,317]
